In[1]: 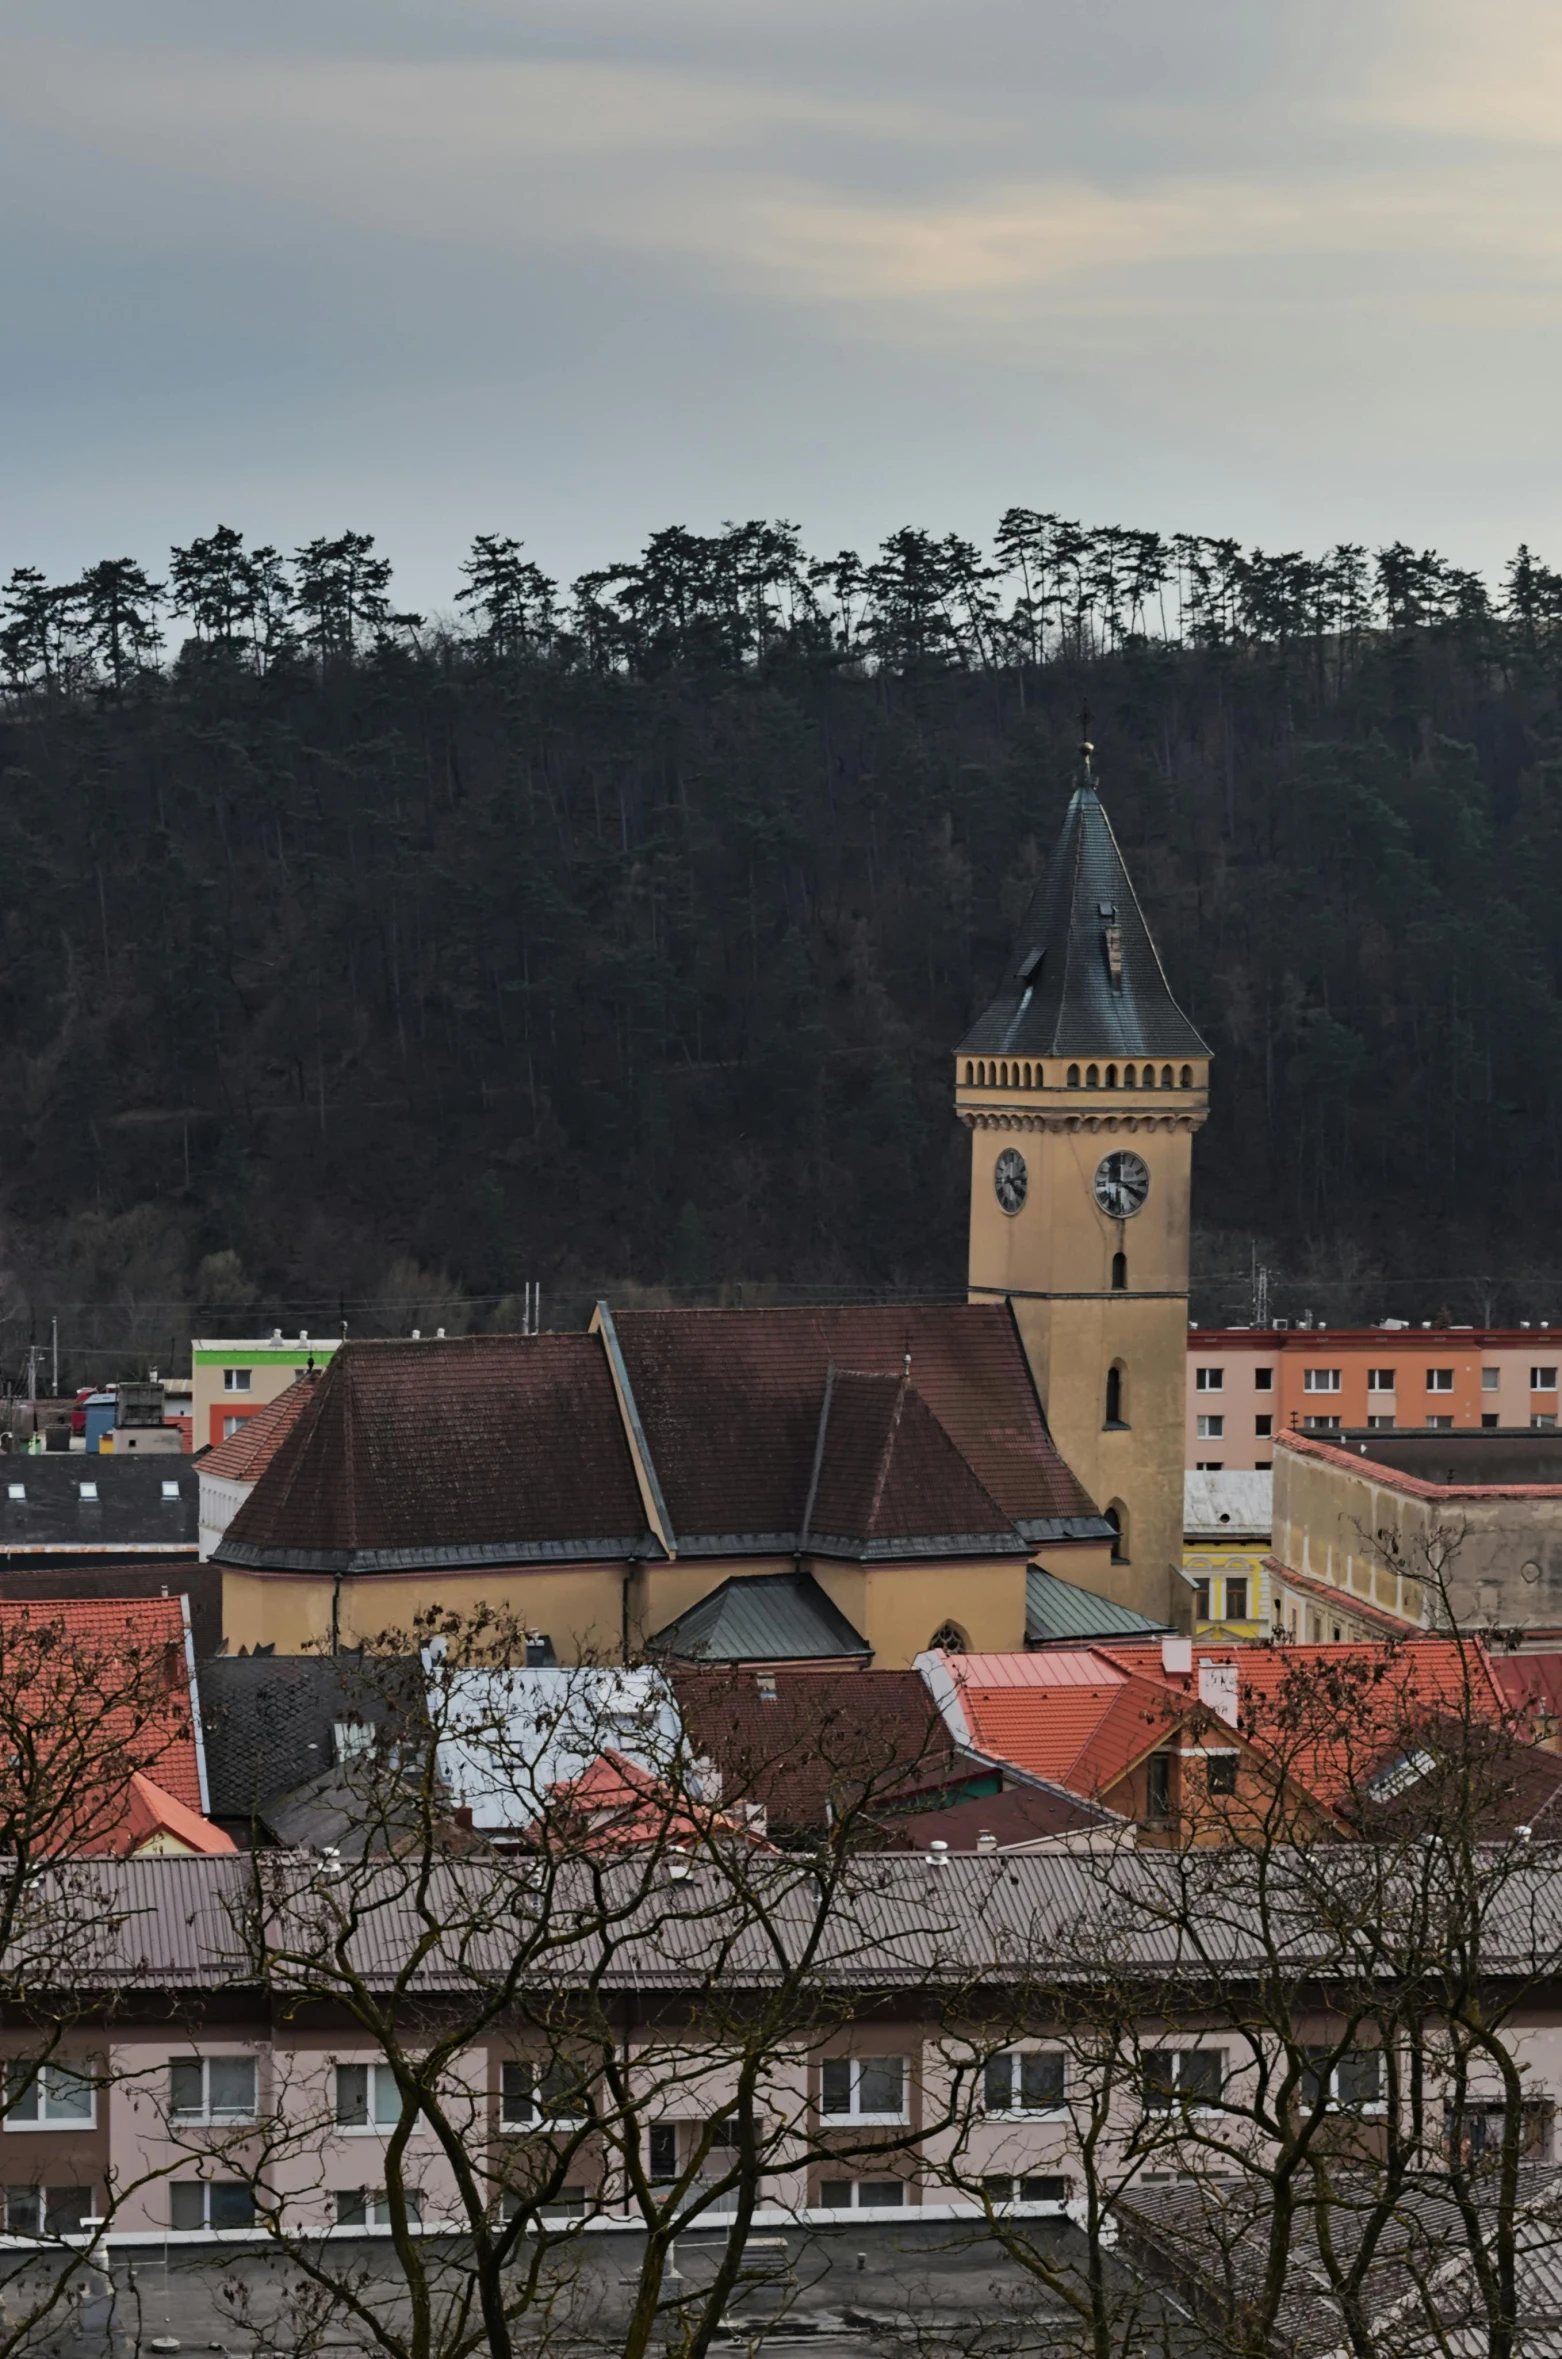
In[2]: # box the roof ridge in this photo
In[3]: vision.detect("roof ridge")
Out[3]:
[862,1371,910,1537]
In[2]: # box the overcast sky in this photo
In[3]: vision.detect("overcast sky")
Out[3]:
[2,0,1559,610]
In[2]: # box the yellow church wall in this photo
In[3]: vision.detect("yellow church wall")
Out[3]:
[221,1564,634,1661]
[807,1558,1027,1667]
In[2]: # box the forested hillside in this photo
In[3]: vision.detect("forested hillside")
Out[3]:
[3,514,1562,1376]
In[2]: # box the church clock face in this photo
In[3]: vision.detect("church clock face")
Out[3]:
[993,1148,1028,1215]
[1093,1149,1150,1219]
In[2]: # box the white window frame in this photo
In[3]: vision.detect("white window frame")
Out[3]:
[1253,1367,1274,1392]
[77,1483,97,1502]
[5,1484,22,1502]
[335,2062,413,2135]
[1196,1414,1224,1439]
[1301,2049,1385,2116]
[169,2180,258,2232]
[1366,1368,1396,1392]
[1426,1415,1454,1430]
[1482,1368,1500,1393]
[1367,1414,1395,1430]
[1143,2048,1225,2115]
[1532,1367,1559,1391]
[819,2056,908,2124]
[160,1479,181,1500]
[168,2056,258,2126]
[222,1369,253,1394]
[982,2050,1066,2118]
[1302,1368,1341,1393]
[1302,1415,1341,1432]
[817,2178,905,2211]
[336,2187,423,2229]
[4,2064,95,2130]
[980,2172,1069,2211]
[499,2060,592,2131]
[1426,1368,1454,1392]
[1194,1368,1223,1392]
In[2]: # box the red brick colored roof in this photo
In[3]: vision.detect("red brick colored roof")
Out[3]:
[0,1596,213,1848]
[876,1782,1112,1850]
[1263,1555,1415,1639]
[613,1304,1102,1548]
[669,1664,963,1836]
[1097,1636,1508,1807]
[121,1771,237,1856]
[934,1650,1185,1798]
[1485,1650,1562,1736]
[218,1336,652,1573]
[200,1375,319,1481]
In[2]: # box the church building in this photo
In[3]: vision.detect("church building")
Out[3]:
[955,742,1210,1626]
[212,744,1207,1655]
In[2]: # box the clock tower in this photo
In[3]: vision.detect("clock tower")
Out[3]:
[955,744,1210,1626]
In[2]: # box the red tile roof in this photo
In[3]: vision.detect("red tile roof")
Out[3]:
[0,1597,218,1850]
[219,1335,652,1572]
[121,1772,237,1856]
[933,1650,1184,1796]
[612,1304,1102,1547]
[1096,1637,1508,1807]
[1276,1429,1562,1500]
[1490,1650,1562,1736]
[200,1376,319,1481]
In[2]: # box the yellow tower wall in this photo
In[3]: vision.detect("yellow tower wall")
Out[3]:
[958,1063,1208,1626]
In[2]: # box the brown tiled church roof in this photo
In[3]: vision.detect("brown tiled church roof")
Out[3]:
[612,1304,1102,1550]
[215,1306,1108,1578]
[217,1334,653,1575]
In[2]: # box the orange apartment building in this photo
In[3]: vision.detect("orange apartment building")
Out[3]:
[1184,1327,1562,1471]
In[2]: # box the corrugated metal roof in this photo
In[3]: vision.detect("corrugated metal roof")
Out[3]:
[25,1846,1562,1997]
[1026,1567,1172,1643]
[960,782,1208,1062]
[652,1573,871,1664]
[432,1664,682,1831]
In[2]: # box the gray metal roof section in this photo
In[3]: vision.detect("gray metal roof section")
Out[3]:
[0,1456,198,1554]
[1025,1566,1173,1645]
[960,779,1209,1062]
[200,1654,425,1823]
[17,1849,1562,1995]
[651,1573,872,1664]
[432,1664,683,1831]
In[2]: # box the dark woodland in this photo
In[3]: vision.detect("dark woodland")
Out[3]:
[4,515,1562,1377]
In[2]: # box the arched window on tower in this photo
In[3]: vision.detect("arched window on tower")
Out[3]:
[1086,1064,1100,1088]
[1068,1064,1080,1087]
[1022,1062,1032,1088]
[1180,1064,1193,1088]
[1124,1064,1136,1087]
[1105,1362,1128,1427]
[964,1061,973,1085]
[1112,1250,1127,1290]
[929,1620,968,1654]
[1143,1064,1156,1089]
[1105,1064,1118,1088]
[1161,1065,1173,1088]
[1105,1502,1130,1562]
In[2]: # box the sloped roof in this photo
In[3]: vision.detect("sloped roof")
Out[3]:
[875,1782,1115,1851]
[1183,1468,1273,1543]
[612,1303,1104,1549]
[669,1664,963,1835]
[0,1596,213,1849]
[1097,1636,1508,1808]
[122,1771,236,1856]
[804,1370,1024,1556]
[919,1646,1197,1801]
[200,1653,425,1822]
[217,1335,654,1575]
[1026,1566,1173,1645]
[0,1458,197,1553]
[199,1376,318,1482]
[651,1573,871,1665]
[960,780,1208,1062]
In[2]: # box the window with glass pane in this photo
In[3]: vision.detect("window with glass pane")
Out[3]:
[648,2125,677,2181]
[5,2064,93,2126]
[985,2052,1064,2112]
[209,2183,256,2229]
[857,2181,903,2207]
[857,2058,904,2116]
[170,2184,206,2231]
[820,2059,852,2115]
[1304,2048,1382,2110]
[500,2063,534,2127]
[336,2063,401,2129]
[1146,2049,1222,2107]
[1225,1576,1248,1620]
[170,2057,255,2122]
[537,2062,590,2121]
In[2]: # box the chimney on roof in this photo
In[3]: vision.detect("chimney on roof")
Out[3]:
[1198,1661,1240,1727]
[976,1830,997,1853]
[1161,1637,1193,1677]
[928,1839,950,1868]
